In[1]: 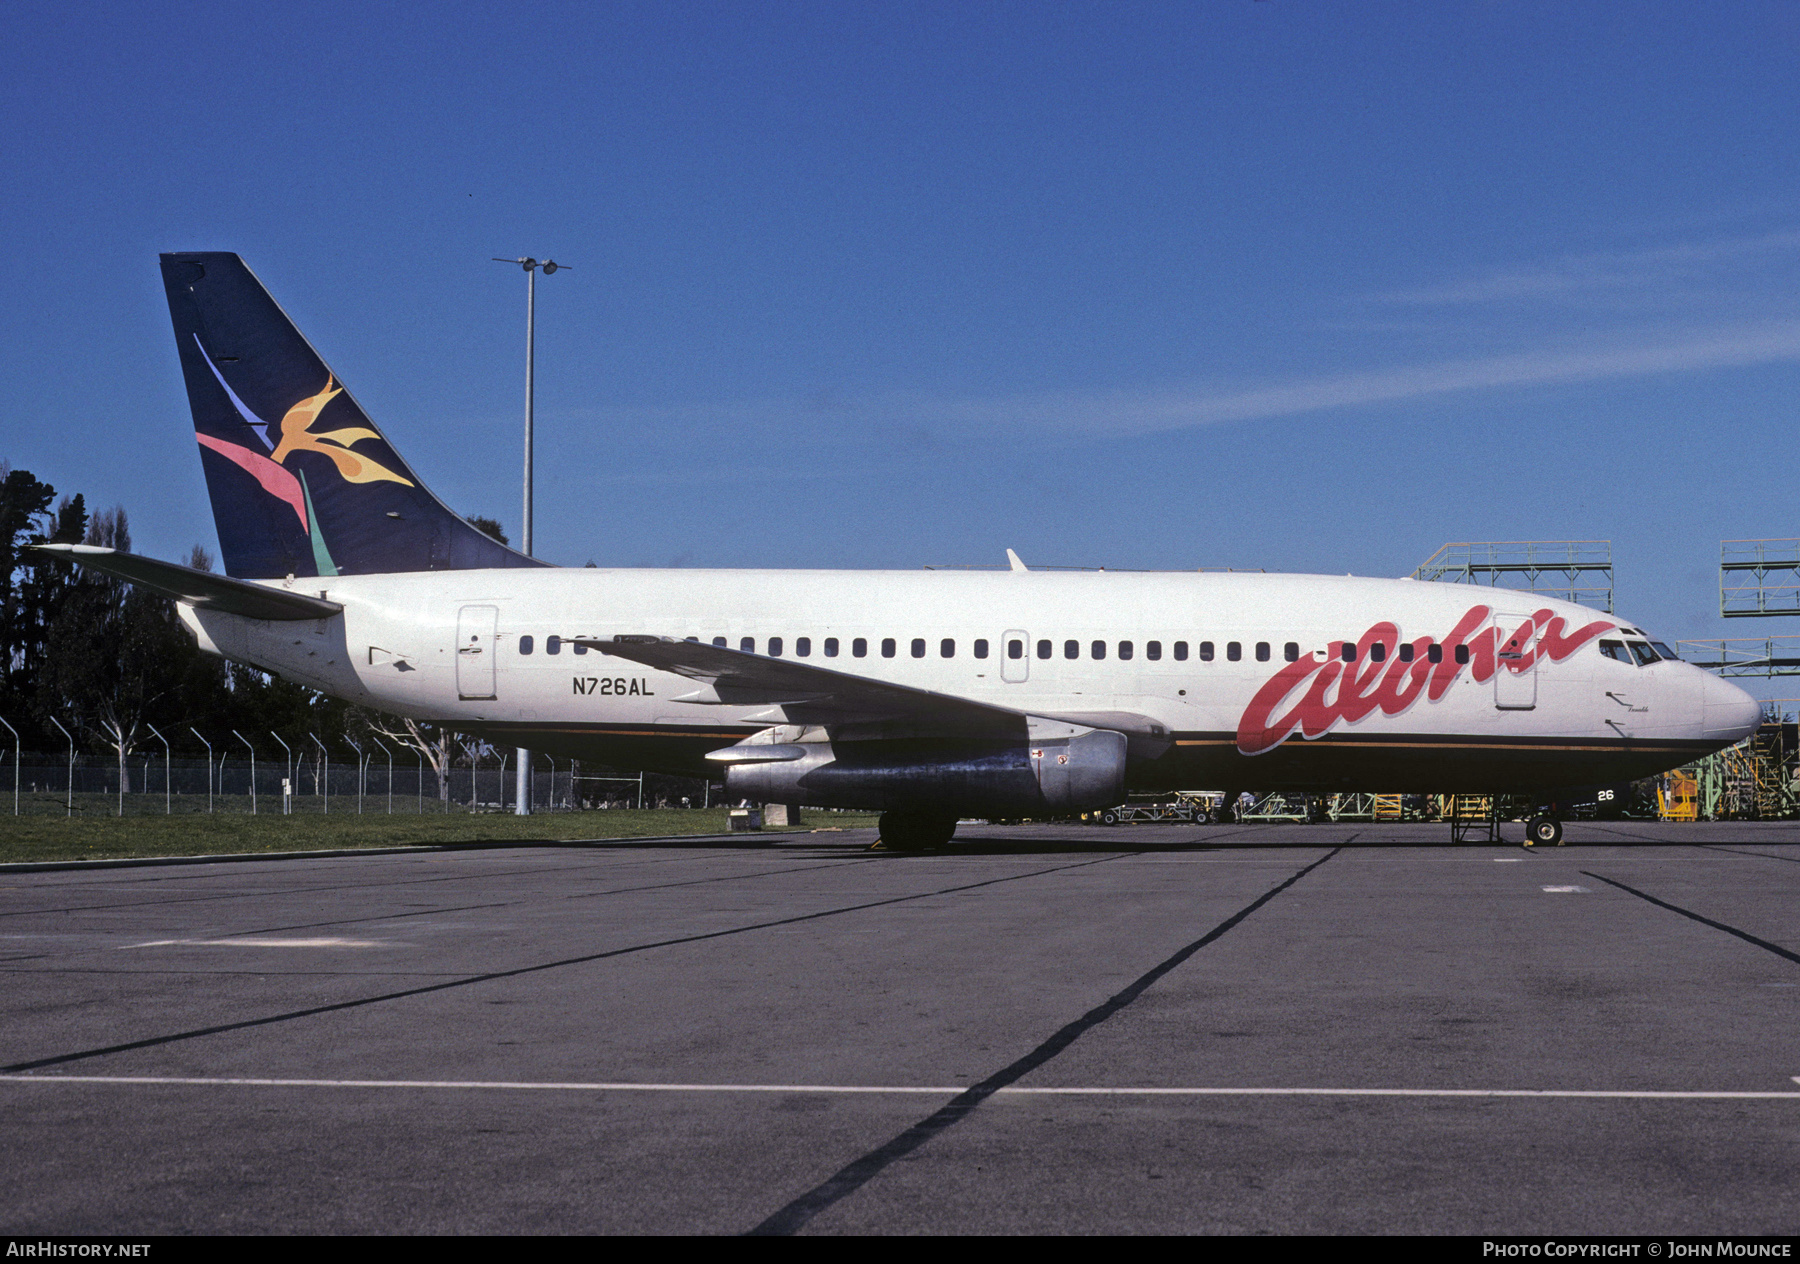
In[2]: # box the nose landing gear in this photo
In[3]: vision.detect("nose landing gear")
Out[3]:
[1524,815,1564,847]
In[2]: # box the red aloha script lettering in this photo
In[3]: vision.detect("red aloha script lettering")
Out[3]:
[1235,604,1616,756]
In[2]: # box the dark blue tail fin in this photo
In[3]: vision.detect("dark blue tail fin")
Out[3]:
[161,252,544,579]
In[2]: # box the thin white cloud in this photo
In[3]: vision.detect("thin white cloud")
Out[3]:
[999,320,1800,435]
[1372,228,1800,308]
[561,319,1800,445]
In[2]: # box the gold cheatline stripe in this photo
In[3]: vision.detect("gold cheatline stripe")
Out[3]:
[496,726,1699,754]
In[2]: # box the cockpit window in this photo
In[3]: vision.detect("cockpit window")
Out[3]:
[1627,641,1659,666]
[1599,639,1631,664]
[1651,642,1678,661]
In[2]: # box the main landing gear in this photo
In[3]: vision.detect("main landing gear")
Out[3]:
[1523,815,1565,847]
[872,811,959,852]
[1208,789,1244,825]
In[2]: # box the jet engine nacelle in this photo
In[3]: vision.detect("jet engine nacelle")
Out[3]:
[722,727,1128,816]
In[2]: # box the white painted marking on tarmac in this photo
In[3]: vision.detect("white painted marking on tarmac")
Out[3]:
[1,1076,1798,1100]
[1541,886,1590,893]
[123,937,399,949]
[1493,858,1525,862]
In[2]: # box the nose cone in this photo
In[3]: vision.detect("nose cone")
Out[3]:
[1702,675,1764,742]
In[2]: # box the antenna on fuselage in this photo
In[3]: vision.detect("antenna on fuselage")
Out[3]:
[1007,548,1029,573]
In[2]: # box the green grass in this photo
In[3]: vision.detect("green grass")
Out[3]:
[0,795,879,864]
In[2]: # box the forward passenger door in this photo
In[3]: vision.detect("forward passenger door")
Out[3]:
[1493,611,1537,711]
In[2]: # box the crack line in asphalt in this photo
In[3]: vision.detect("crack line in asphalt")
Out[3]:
[0,848,873,920]
[1582,871,1800,966]
[746,846,1342,1237]
[0,860,892,979]
[0,858,889,972]
[1694,845,1800,866]
[1578,825,1684,844]
[0,859,885,968]
[0,969,471,977]
[0,852,1133,1075]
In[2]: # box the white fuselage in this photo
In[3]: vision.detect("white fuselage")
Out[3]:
[181,566,1761,795]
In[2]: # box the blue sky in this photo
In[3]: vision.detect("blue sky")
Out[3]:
[7,1,1800,692]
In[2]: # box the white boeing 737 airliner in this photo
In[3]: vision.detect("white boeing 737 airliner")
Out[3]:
[40,254,1763,848]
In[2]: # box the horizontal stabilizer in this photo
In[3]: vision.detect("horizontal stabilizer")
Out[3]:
[34,544,342,621]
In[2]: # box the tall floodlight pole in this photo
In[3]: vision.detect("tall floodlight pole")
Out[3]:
[491,255,567,817]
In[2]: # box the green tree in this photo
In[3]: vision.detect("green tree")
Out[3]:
[466,515,508,547]
[32,507,191,787]
[4,479,85,747]
[0,464,57,718]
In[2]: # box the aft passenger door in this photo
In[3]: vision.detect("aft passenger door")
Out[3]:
[1493,610,1537,711]
[456,604,499,700]
[1001,630,1030,683]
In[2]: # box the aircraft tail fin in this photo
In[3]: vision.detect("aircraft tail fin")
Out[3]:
[160,252,544,579]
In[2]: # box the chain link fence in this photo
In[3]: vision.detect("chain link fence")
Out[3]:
[0,752,599,816]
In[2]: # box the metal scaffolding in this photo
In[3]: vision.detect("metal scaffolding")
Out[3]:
[1720,539,1800,617]
[1410,540,1613,612]
[1673,637,1800,677]
[1660,702,1800,821]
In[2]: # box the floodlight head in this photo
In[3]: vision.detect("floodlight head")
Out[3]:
[542,260,558,274]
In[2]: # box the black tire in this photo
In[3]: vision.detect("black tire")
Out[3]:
[1100,809,1121,827]
[877,811,958,850]
[1525,815,1564,847]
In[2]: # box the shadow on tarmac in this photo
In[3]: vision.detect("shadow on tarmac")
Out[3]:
[11,821,1795,874]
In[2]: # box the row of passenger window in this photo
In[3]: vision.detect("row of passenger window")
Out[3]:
[517,634,1476,665]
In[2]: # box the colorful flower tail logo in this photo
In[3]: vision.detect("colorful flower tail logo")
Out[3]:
[191,336,412,574]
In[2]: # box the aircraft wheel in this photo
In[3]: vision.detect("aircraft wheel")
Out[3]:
[1525,815,1564,847]
[875,811,957,851]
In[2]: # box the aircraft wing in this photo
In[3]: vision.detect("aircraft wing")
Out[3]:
[581,635,1173,752]
[579,635,1029,733]
[34,544,343,621]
